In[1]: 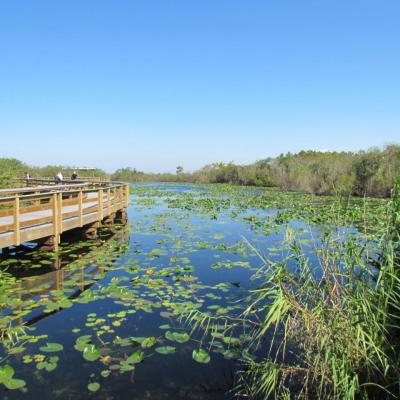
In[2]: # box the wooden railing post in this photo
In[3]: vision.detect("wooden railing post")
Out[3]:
[34,191,40,206]
[107,188,111,216]
[14,197,20,246]
[78,190,83,227]
[52,193,59,250]
[98,189,103,221]
[113,187,116,213]
[52,193,58,235]
[125,184,130,207]
[58,192,63,234]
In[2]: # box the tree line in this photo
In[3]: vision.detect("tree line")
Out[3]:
[1,144,399,197]
[112,145,400,197]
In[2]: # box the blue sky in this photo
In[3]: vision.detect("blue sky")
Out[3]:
[0,1,399,172]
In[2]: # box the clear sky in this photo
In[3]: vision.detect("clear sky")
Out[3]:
[0,1,399,172]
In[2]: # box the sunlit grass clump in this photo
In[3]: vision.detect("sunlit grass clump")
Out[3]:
[239,181,400,399]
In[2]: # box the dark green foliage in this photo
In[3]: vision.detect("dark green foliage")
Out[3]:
[0,158,28,188]
[1,144,399,196]
[111,167,177,183]
[117,145,400,197]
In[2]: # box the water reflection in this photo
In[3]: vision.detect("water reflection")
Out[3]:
[1,226,130,327]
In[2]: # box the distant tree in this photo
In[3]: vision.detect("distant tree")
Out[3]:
[0,158,29,188]
[176,166,184,174]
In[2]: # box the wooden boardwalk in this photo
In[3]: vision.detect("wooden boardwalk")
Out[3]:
[0,181,130,251]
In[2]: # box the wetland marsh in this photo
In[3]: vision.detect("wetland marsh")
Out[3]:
[0,183,397,399]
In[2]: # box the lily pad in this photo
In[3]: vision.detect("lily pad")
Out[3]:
[74,335,92,351]
[100,370,111,378]
[83,344,101,362]
[192,348,210,364]
[119,360,135,372]
[165,331,190,343]
[39,342,64,353]
[141,336,157,348]
[88,382,100,392]
[155,346,176,355]
[0,365,26,390]
[126,350,144,364]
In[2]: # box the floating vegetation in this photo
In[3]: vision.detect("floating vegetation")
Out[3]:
[0,183,397,399]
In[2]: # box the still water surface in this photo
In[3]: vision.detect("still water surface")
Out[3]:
[0,184,331,399]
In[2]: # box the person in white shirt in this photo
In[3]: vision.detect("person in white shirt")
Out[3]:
[24,172,30,185]
[55,171,63,184]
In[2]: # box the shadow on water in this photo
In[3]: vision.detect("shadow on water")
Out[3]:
[0,224,129,276]
[0,226,130,328]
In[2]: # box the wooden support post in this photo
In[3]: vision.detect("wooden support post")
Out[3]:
[115,208,128,225]
[37,235,58,252]
[103,212,116,227]
[14,197,20,246]
[82,221,99,239]
[78,190,83,227]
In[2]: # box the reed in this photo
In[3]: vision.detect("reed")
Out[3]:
[238,179,400,399]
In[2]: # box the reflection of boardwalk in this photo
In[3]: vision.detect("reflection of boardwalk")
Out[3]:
[0,181,130,251]
[10,227,130,326]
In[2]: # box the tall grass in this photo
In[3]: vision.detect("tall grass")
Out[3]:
[238,180,400,399]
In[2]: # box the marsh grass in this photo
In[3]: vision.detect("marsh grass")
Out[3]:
[237,180,400,399]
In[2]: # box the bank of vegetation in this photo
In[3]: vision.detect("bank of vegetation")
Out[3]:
[1,144,399,197]
[111,145,400,197]
[235,179,400,399]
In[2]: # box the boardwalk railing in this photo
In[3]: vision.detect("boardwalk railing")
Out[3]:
[15,176,111,186]
[0,182,130,251]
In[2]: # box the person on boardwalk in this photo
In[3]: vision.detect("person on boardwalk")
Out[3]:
[71,171,78,180]
[55,171,63,185]
[24,171,30,185]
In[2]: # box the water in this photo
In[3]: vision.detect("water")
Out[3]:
[0,183,353,399]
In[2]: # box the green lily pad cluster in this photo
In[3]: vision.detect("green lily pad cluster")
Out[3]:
[0,365,26,390]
